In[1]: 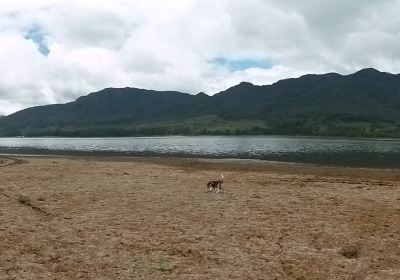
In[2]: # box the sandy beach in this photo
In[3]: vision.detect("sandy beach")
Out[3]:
[1,156,400,279]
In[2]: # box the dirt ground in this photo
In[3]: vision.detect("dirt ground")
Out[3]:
[1,156,400,280]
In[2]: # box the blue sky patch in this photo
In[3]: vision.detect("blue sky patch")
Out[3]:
[212,57,273,71]
[24,26,50,56]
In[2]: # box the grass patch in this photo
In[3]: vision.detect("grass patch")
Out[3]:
[339,245,361,259]
[153,257,175,273]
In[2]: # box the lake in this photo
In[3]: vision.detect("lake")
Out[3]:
[0,136,399,168]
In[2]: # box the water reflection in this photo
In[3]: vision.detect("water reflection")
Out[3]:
[0,136,399,168]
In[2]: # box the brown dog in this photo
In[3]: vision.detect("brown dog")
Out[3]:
[207,174,224,193]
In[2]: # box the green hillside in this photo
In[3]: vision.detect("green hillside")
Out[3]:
[1,68,400,137]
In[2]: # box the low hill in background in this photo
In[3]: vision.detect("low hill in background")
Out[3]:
[1,68,400,137]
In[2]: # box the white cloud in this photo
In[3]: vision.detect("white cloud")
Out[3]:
[0,0,400,115]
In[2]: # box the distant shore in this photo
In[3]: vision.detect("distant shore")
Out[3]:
[1,148,400,169]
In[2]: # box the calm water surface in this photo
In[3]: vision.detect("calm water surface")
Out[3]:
[0,136,399,168]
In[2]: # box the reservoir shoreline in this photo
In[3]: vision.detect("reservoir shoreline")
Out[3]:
[1,155,400,279]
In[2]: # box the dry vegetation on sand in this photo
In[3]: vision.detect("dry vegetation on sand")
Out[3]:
[1,156,400,279]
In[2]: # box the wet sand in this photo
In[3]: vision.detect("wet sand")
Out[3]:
[1,156,400,279]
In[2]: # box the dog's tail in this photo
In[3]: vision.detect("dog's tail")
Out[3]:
[221,174,225,194]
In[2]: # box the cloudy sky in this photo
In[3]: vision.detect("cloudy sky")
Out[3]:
[1,0,400,115]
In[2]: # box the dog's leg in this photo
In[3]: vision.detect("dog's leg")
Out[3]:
[206,182,212,192]
[216,183,222,194]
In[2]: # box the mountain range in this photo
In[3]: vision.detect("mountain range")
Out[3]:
[1,68,400,137]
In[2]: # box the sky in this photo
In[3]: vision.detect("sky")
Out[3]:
[1,0,400,115]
